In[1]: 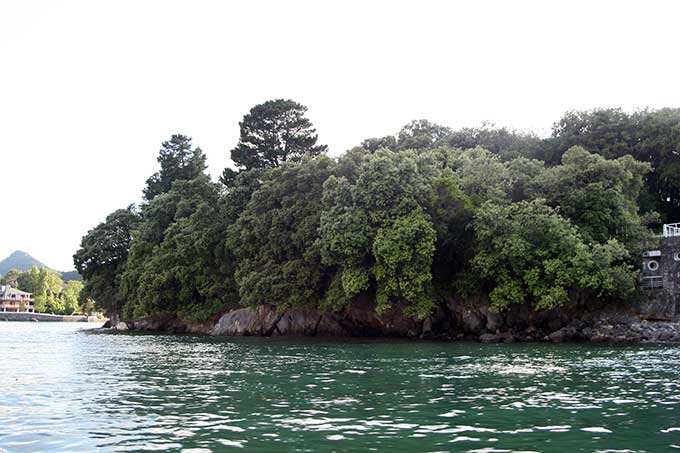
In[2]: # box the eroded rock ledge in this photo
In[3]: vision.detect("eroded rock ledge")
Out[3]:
[110,294,680,343]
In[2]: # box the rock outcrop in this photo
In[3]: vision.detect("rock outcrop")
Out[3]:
[106,290,680,343]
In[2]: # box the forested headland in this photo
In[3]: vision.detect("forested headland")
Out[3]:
[74,101,680,328]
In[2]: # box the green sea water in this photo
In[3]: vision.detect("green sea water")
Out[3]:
[1,322,679,452]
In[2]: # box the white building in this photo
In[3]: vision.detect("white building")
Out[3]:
[0,285,35,312]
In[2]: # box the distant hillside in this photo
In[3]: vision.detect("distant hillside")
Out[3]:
[59,270,83,282]
[0,250,49,275]
[0,250,82,281]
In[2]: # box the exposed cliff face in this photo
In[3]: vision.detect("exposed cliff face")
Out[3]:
[111,291,680,343]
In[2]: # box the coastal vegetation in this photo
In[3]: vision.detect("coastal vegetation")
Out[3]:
[1,266,85,314]
[74,102,680,323]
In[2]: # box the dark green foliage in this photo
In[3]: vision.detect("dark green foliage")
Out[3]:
[231,156,336,308]
[360,119,450,152]
[427,173,474,285]
[548,108,680,221]
[534,146,651,247]
[229,99,327,172]
[442,147,515,204]
[144,134,207,201]
[74,207,139,315]
[442,123,544,161]
[473,200,637,311]
[549,109,637,162]
[361,135,397,152]
[396,120,451,151]
[372,209,436,318]
[122,176,235,320]
[320,149,469,318]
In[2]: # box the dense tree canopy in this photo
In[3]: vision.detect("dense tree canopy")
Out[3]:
[473,201,636,311]
[547,108,680,221]
[122,176,232,320]
[232,156,336,309]
[76,102,673,324]
[73,207,139,315]
[533,146,651,247]
[319,149,469,318]
[443,123,544,161]
[362,119,450,152]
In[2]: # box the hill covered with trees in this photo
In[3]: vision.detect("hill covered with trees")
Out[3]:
[74,101,680,327]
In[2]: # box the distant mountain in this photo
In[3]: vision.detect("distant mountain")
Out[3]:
[0,250,49,275]
[0,251,82,281]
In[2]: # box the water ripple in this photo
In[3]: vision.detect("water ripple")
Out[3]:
[0,323,679,452]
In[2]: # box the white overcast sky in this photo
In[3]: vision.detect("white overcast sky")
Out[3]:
[1,0,679,271]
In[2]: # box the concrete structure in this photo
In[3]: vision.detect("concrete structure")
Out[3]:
[640,224,680,320]
[0,312,100,322]
[0,285,34,312]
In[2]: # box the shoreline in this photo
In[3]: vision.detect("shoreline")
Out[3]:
[0,312,103,323]
[106,300,680,344]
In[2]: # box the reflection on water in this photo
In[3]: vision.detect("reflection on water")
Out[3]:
[0,322,679,452]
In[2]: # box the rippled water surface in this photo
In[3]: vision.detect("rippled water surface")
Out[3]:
[1,323,680,452]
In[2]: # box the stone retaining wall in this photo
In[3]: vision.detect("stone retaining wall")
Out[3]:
[0,312,100,322]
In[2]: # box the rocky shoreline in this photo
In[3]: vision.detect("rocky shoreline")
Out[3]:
[107,295,680,343]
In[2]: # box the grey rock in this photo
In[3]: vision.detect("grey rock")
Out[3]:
[461,308,483,333]
[547,326,579,343]
[479,333,501,343]
[485,310,503,332]
[211,306,281,336]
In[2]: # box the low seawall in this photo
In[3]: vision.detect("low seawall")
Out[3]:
[0,312,100,322]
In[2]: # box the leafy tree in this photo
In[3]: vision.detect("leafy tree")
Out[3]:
[74,106,664,326]
[73,207,139,316]
[547,108,680,221]
[0,269,20,287]
[320,149,464,318]
[505,157,546,202]
[227,99,327,174]
[473,200,637,311]
[231,156,336,309]
[443,123,544,161]
[61,280,83,315]
[427,172,474,286]
[144,134,207,201]
[548,108,636,162]
[372,209,436,317]
[633,108,680,221]
[442,147,514,204]
[16,266,65,314]
[361,135,397,152]
[360,119,450,153]
[221,168,265,221]
[534,146,651,247]
[123,176,235,320]
[79,296,95,316]
[395,120,451,151]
